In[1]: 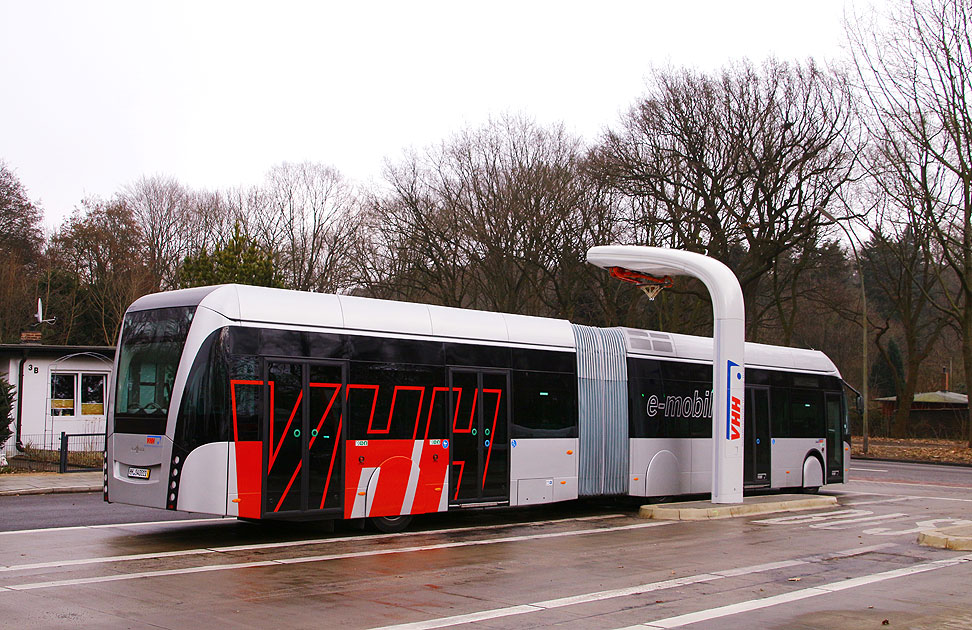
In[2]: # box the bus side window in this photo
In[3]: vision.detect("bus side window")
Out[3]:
[628,359,663,439]
[511,370,577,438]
[348,363,443,440]
[771,389,788,437]
[230,355,262,441]
[177,330,231,450]
[788,390,824,438]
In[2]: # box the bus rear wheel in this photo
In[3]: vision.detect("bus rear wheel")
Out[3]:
[370,515,413,533]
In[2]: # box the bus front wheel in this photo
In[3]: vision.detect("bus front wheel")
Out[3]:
[371,515,413,533]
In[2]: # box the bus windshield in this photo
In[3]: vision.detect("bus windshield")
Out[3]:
[114,306,195,432]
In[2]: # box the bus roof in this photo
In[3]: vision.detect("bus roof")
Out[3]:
[127,284,839,375]
[128,284,577,350]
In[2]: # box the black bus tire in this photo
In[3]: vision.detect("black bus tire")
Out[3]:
[371,515,413,533]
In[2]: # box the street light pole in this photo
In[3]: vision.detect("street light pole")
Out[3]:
[820,210,869,455]
[855,242,869,455]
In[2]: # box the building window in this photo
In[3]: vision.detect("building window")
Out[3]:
[81,374,106,415]
[51,373,76,416]
[51,372,109,417]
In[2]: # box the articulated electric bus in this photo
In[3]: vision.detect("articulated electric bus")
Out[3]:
[105,284,849,531]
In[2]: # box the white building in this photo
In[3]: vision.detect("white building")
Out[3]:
[0,344,114,453]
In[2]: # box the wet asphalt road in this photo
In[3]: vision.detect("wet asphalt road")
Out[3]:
[0,460,969,629]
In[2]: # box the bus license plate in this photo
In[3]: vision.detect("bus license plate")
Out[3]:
[128,467,150,480]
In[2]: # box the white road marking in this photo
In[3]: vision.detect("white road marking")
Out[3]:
[852,478,972,490]
[0,517,230,537]
[754,509,910,530]
[0,521,668,591]
[841,497,913,506]
[0,514,624,573]
[826,488,972,504]
[0,514,627,573]
[863,518,972,536]
[851,460,971,471]
[366,545,897,630]
[623,553,972,629]
[849,466,888,472]
[808,513,909,530]
[0,548,219,573]
[753,509,871,525]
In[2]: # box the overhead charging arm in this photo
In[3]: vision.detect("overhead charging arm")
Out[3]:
[587,245,746,504]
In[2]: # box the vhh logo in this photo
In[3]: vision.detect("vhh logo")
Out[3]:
[729,395,742,440]
[726,360,743,441]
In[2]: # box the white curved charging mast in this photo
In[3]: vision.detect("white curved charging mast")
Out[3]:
[587,245,745,503]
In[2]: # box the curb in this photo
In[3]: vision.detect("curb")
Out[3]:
[638,495,837,520]
[852,455,972,469]
[917,527,972,551]
[0,485,102,497]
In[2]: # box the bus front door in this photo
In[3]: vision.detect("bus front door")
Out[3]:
[264,360,345,516]
[825,392,845,483]
[449,369,510,506]
[744,386,771,488]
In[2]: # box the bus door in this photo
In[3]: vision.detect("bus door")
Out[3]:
[448,369,510,505]
[825,392,845,483]
[744,386,771,487]
[264,360,346,516]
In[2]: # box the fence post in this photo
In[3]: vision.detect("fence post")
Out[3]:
[59,432,68,474]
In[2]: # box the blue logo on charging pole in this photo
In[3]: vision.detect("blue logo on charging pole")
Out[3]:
[726,360,743,441]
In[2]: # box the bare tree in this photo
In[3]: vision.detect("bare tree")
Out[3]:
[122,176,194,290]
[0,161,44,342]
[49,198,154,345]
[188,189,240,253]
[255,162,359,293]
[848,0,972,444]
[359,116,617,320]
[862,220,947,437]
[758,238,851,347]
[357,152,474,307]
[591,59,859,340]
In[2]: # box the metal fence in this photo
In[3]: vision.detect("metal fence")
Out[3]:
[2,432,105,473]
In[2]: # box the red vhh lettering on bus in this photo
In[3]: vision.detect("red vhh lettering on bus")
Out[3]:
[729,395,742,440]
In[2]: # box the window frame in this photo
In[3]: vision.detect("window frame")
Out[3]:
[50,372,77,417]
[50,370,111,418]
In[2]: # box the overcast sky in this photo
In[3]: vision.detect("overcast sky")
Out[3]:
[1,1,848,230]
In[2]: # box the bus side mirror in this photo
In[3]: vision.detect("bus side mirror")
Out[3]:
[855,395,864,414]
